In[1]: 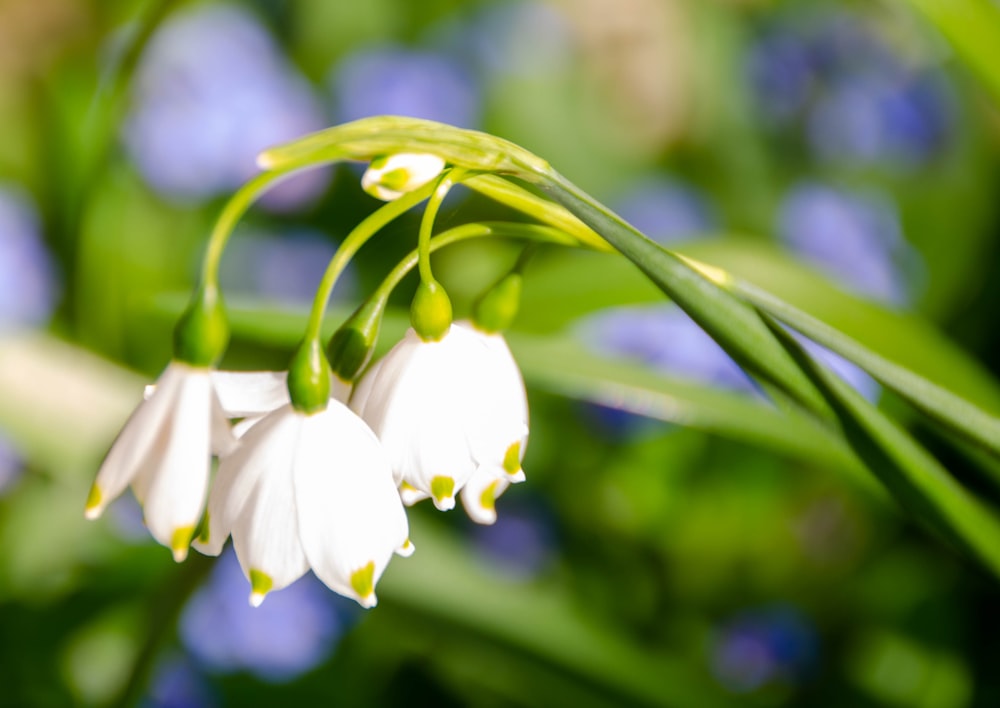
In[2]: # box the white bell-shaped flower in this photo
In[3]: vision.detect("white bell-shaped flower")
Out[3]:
[193,400,409,608]
[85,361,237,560]
[361,153,446,201]
[352,321,529,513]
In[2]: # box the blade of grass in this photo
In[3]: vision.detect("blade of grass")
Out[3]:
[763,313,1000,581]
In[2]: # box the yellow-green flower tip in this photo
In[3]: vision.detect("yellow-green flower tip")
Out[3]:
[197,513,211,544]
[249,569,273,607]
[351,561,376,607]
[503,442,522,476]
[84,484,103,519]
[171,525,196,562]
[430,475,456,510]
[396,538,416,557]
[479,480,500,512]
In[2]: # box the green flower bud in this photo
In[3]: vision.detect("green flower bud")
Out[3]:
[473,272,523,333]
[287,338,331,414]
[173,288,229,367]
[411,279,452,342]
[327,298,384,383]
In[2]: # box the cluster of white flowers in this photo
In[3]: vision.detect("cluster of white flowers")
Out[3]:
[86,320,529,608]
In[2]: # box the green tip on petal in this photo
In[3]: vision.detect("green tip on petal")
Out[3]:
[197,513,211,544]
[479,480,500,512]
[171,525,196,562]
[503,442,522,476]
[430,475,456,506]
[84,484,103,519]
[249,569,274,607]
[351,561,376,607]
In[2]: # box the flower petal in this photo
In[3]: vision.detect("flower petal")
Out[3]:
[295,404,407,608]
[137,369,214,559]
[193,405,297,557]
[86,362,188,519]
[210,371,289,417]
[459,465,511,525]
[229,409,310,605]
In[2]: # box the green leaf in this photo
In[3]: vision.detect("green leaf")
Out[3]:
[899,0,1000,106]
[763,314,1000,581]
[537,175,830,417]
[677,239,1000,415]
[380,517,741,708]
[731,277,1000,466]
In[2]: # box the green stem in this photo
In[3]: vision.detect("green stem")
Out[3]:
[417,168,469,284]
[199,166,301,289]
[535,170,830,418]
[372,222,576,310]
[302,181,438,342]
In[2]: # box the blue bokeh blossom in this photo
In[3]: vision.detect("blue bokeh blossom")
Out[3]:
[180,547,348,682]
[778,180,915,305]
[711,605,819,694]
[124,4,328,209]
[0,185,57,331]
[612,176,717,244]
[330,45,481,128]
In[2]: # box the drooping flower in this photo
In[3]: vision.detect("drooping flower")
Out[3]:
[361,153,446,201]
[351,321,528,514]
[193,400,409,608]
[85,362,237,560]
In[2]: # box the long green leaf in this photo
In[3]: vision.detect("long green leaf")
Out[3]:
[380,517,740,708]
[763,313,1000,581]
[899,0,1000,106]
[732,277,1000,465]
[536,175,830,417]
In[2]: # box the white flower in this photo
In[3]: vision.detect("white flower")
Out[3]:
[361,153,446,201]
[85,361,237,561]
[352,321,528,514]
[193,400,409,608]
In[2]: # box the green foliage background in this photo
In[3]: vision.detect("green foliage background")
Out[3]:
[3,0,1000,706]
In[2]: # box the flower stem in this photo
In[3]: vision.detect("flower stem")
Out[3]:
[417,168,468,285]
[302,181,437,343]
[199,166,301,290]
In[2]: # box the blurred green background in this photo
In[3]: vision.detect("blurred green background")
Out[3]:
[3,0,1000,705]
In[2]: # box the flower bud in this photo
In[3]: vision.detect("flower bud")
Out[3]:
[362,153,446,201]
[173,288,229,367]
[327,299,384,384]
[473,271,523,333]
[288,338,332,414]
[410,279,452,342]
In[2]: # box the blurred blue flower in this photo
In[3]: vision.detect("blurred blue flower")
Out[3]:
[612,177,716,244]
[574,304,754,435]
[124,4,328,209]
[0,185,57,330]
[747,10,954,168]
[468,496,557,579]
[778,181,914,305]
[142,654,215,708]
[219,227,352,306]
[180,547,347,682]
[711,605,819,694]
[576,304,753,392]
[807,73,953,168]
[447,1,573,80]
[330,45,481,128]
